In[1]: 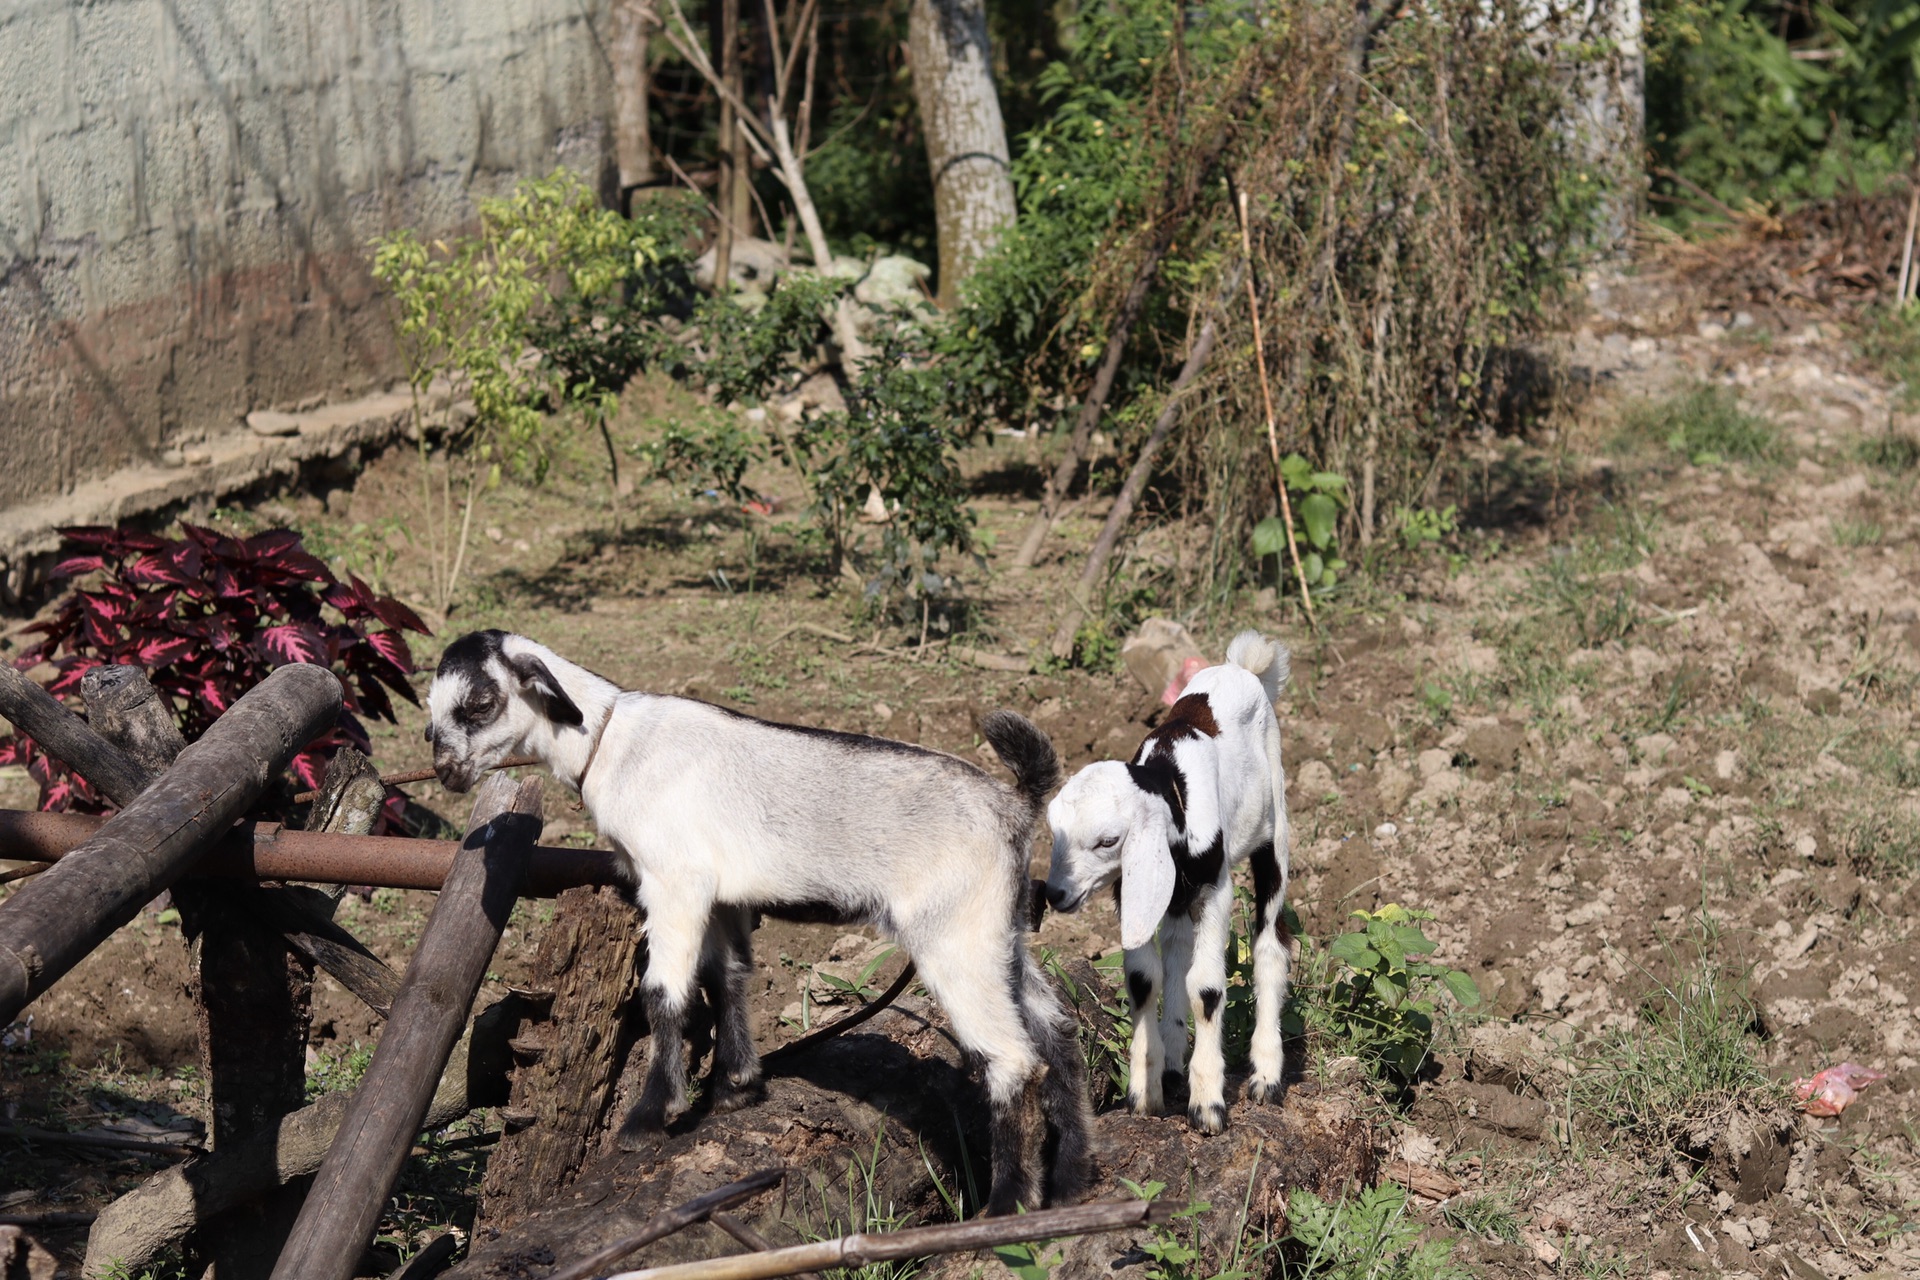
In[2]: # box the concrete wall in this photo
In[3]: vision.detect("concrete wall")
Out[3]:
[0,0,615,511]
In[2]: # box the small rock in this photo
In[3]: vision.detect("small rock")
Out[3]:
[1536,966,1570,1012]
[872,702,893,721]
[1373,821,1398,838]
[1416,748,1453,779]
[247,409,302,437]
[160,449,186,468]
[513,539,532,553]
[743,406,767,423]
[1120,618,1207,701]
[485,527,505,543]
[1294,759,1336,801]
[183,447,213,466]
[1732,310,1756,330]
[1697,320,1728,340]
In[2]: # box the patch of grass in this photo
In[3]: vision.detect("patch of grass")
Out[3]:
[306,1042,374,1101]
[1619,384,1782,467]
[1831,518,1884,547]
[1856,431,1920,473]
[1568,952,1783,1155]
[1840,807,1920,879]
[1856,307,1920,408]
[1276,1184,1466,1280]
[1440,1193,1522,1244]
[794,1127,924,1280]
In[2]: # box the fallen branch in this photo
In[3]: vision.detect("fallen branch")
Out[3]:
[762,963,917,1065]
[544,1169,788,1280]
[604,1197,1180,1280]
[2,1125,202,1161]
[0,665,150,807]
[947,646,1032,674]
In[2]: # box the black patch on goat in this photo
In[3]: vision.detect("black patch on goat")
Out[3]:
[1127,969,1154,1011]
[1199,987,1223,1021]
[1250,839,1287,939]
[1165,833,1225,918]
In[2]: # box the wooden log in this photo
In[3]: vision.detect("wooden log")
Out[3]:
[0,810,624,896]
[268,774,543,1280]
[304,746,388,838]
[0,664,342,1027]
[0,664,150,807]
[475,884,646,1234]
[603,1199,1181,1280]
[83,997,526,1280]
[544,1170,788,1280]
[1,1125,202,1160]
[261,888,401,1017]
[78,665,188,777]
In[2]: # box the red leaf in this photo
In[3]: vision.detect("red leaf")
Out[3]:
[363,629,416,674]
[137,634,198,667]
[256,623,328,666]
[352,577,430,634]
[52,555,108,578]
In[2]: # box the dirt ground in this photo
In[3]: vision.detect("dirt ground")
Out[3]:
[3,264,1918,1278]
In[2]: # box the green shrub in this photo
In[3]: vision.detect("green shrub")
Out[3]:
[1297,905,1481,1088]
[1277,1185,1465,1280]
[1621,383,1781,466]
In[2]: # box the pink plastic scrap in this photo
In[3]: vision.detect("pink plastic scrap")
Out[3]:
[1161,656,1209,706]
[1791,1062,1889,1116]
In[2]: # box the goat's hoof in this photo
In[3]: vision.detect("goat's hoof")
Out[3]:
[710,1076,766,1114]
[1186,1100,1228,1135]
[1127,1092,1162,1117]
[1160,1068,1188,1105]
[1246,1077,1286,1106]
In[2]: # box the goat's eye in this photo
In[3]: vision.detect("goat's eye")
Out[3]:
[1094,835,1121,850]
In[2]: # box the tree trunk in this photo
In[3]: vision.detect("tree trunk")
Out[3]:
[908,0,1015,306]
[613,0,657,195]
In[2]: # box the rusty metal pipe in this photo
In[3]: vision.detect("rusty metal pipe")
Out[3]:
[0,810,624,898]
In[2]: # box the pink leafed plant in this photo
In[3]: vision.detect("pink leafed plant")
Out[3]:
[0,524,430,813]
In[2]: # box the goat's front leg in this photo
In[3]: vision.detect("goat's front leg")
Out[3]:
[618,885,710,1144]
[1184,879,1233,1134]
[701,903,763,1112]
[1155,912,1195,1108]
[1122,939,1166,1115]
[1247,838,1291,1105]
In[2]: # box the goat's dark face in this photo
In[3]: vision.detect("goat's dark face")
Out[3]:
[427,631,581,792]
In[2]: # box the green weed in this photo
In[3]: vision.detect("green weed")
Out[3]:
[1569,953,1783,1154]
[1276,1184,1465,1280]
[306,1042,375,1101]
[1831,518,1884,547]
[1439,1194,1522,1244]
[1620,384,1780,467]
[1856,432,1920,473]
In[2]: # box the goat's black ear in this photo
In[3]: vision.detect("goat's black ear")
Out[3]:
[507,653,584,727]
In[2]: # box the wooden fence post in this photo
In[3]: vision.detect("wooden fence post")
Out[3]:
[268,773,543,1280]
[0,664,342,1026]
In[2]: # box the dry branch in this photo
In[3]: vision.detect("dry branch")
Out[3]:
[268,774,543,1280]
[1,1125,202,1161]
[604,1198,1179,1280]
[544,1170,788,1280]
[0,664,342,1027]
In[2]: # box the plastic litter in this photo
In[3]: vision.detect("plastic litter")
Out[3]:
[1791,1062,1889,1116]
[1161,656,1208,705]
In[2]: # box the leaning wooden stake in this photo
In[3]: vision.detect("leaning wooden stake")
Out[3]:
[603,1198,1180,1280]
[0,665,151,807]
[543,1170,787,1280]
[1236,190,1316,628]
[0,664,342,1027]
[268,773,543,1280]
[1047,311,1223,661]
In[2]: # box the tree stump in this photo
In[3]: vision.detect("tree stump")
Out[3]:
[475,884,648,1234]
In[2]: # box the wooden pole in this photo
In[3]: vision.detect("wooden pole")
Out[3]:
[713,0,741,291]
[1047,314,1222,660]
[0,664,151,807]
[602,1198,1179,1280]
[0,664,342,1027]
[268,773,543,1280]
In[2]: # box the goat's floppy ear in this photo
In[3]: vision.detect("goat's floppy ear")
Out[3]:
[507,653,584,727]
[1119,807,1176,950]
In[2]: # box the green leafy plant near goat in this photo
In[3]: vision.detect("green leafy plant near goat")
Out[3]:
[1254,457,1349,592]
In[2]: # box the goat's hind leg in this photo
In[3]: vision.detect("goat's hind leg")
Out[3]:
[1246,838,1291,1105]
[1020,953,1095,1204]
[702,903,763,1113]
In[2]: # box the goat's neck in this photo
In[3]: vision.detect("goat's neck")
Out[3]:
[518,648,621,792]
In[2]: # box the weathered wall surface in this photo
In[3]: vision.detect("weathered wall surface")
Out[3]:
[0,0,615,512]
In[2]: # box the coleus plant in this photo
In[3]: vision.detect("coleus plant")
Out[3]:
[0,524,431,813]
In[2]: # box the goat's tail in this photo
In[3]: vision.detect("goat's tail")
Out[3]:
[1226,630,1290,704]
[980,710,1061,811]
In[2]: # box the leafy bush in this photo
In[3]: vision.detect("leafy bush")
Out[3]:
[0,524,429,811]
[1277,1185,1465,1280]
[1254,459,1350,592]
[1297,905,1480,1088]
[1646,0,1918,218]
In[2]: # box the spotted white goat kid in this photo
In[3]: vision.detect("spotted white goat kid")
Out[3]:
[424,630,1093,1214]
[1044,631,1291,1134]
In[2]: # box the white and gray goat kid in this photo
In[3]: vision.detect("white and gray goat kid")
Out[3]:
[423,630,1092,1214]
[1043,631,1291,1134]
